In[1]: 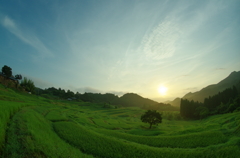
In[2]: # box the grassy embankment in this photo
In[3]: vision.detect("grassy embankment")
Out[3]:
[0,84,240,157]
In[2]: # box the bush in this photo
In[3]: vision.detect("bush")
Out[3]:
[20,77,35,93]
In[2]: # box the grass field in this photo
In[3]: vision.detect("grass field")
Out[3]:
[0,84,240,157]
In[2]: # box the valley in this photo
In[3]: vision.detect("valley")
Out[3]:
[0,84,239,158]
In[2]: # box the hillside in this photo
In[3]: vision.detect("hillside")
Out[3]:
[113,93,158,107]
[0,73,176,111]
[40,88,178,110]
[0,83,240,157]
[169,71,240,106]
[167,97,181,107]
[183,71,240,102]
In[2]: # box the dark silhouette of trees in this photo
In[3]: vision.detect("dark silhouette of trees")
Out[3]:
[204,86,238,113]
[180,99,204,119]
[14,74,22,89]
[20,77,35,93]
[66,90,75,98]
[15,74,22,80]
[180,86,239,119]
[195,106,209,119]
[1,65,12,78]
[141,110,162,129]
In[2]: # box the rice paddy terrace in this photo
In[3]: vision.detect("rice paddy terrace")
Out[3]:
[0,84,240,158]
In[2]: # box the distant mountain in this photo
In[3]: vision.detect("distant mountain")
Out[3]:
[148,102,179,111]
[168,71,240,106]
[168,97,181,107]
[39,87,176,109]
[112,93,179,111]
[113,93,158,107]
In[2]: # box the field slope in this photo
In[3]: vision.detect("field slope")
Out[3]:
[0,84,240,158]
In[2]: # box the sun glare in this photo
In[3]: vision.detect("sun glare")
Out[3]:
[158,85,168,96]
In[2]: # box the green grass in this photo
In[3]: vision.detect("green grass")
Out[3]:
[92,129,228,148]
[53,121,240,158]
[45,110,68,122]
[0,100,24,149]
[3,108,93,158]
[0,84,240,157]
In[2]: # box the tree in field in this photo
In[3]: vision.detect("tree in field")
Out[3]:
[141,110,162,129]
[1,65,12,78]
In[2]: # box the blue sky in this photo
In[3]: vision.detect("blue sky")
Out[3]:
[0,0,239,102]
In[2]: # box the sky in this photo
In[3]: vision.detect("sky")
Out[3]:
[0,0,240,102]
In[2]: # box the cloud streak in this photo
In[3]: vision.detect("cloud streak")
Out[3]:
[141,18,181,60]
[1,15,54,58]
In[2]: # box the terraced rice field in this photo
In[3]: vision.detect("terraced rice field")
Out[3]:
[0,84,240,157]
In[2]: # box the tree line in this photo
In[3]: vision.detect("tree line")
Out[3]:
[38,87,119,102]
[180,86,240,119]
[39,88,178,110]
[1,65,35,93]
[0,65,179,110]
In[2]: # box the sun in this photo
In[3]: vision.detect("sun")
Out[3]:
[158,85,168,96]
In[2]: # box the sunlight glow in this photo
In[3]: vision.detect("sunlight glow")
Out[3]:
[158,85,168,96]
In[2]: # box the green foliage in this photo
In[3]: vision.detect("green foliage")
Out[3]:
[20,77,35,93]
[3,108,93,158]
[36,87,177,111]
[93,129,227,148]
[45,111,68,122]
[1,83,240,157]
[114,93,158,107]
[141,110,162,129]
[195,106,209,119]
[1,65,12,78]
[144,103,179,111]
[102,103,117,109]
[161,111,183,120]
[0,101,23,149]
[14,74,22,80]
[181,86,239,119]
[204,86,239,111]
[54,121,240,158]
[180,71,240,103]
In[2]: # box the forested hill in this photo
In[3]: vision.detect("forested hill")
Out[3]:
[180,85,239,119]
[168,71,240,106]
[182,71,240,102]
[39,87,167,108]
[113,93,158,107]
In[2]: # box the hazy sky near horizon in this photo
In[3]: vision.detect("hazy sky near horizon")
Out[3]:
[0,0,239,102]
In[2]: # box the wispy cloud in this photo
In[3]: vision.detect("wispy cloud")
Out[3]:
[132,0,232,75]
[215,68,226,71]
[1,15,54,58]
[141,18,181,60]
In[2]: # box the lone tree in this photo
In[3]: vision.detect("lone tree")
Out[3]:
[2,65,12,78]
[141,110,162,129]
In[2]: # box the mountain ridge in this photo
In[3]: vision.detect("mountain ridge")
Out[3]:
[168,71,240,106]
[113,93,158,107]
